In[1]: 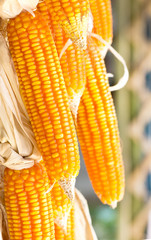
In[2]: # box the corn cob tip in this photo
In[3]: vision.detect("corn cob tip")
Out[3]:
[69,94,82,120]
[54,210,71,233]
[58,177,76,201]
[52,182,73,232]
[110,194,124,208]
[74,36,87,50]
[55,206,75,239]
[63,10,89,50]
[110,201,117,209]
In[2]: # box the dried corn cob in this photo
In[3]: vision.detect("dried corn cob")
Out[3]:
[7,11,80,185]
[51,182,73,229]
[77,38,125,207]
[90,0,113,56]
[4,162,55,240]
[37,1,86,116]
[44,0,90,49]
[55,205,75,239]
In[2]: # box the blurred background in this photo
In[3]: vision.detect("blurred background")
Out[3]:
[76,0,151,239]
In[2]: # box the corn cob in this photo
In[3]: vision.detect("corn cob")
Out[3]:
[37,1,86,116]
[51,182,73,229]
[55,206,75,239]
[4,162,55,240]
[7,11,80,184]
[59,42,86,116]
[44,0,90,49]
[77,38,125,207]
[90,0,113,56]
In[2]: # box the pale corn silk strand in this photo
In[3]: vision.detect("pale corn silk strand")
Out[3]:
[90,33,129,91]
[0,203,9,240]
[0,34,42,170]
[60,34,129,93]
[75,189,98,240]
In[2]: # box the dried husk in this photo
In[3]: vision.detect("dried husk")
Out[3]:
[0,0,39,19]
[75,189,98,240]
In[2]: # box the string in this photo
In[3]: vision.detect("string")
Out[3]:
[90,33,129,91]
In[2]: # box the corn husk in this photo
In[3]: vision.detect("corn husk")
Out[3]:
[0,204,9,240]
[0,0,39,19]
[90,33,129,91]
[75,189,98,240]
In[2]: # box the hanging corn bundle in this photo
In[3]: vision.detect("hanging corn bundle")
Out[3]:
[0,0,129,238]
[0,29,97,240]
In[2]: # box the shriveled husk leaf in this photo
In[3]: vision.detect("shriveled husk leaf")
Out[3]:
[18,0,39,11]
[75,189,98,240]
[0,0,22,19]
[0,0,39,19]
[0,204,9,240]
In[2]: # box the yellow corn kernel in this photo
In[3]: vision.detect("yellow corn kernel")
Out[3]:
[4,162,55,240]
[90,0,113,56]
[55,206,75,239]
[51,182,73,229]
[77,38,125,207]
[44,0,90,49]
[7,11,80,184]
